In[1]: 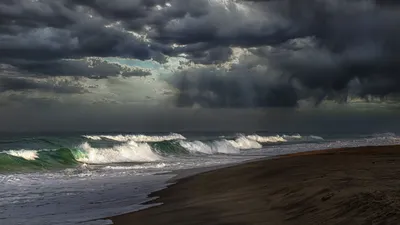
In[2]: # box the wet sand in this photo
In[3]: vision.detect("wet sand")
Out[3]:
[110,145,400,225]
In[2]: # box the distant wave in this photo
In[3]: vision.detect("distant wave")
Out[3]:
[246,134,323,143]
[371,132,396,138]
[82,133,186,142]
[246,134,288,143]
[83,133,323,144]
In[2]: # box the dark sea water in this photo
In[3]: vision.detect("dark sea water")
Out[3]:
[1,105,400,225]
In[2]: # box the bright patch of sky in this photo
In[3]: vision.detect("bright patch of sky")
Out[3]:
[104,58,161,70]
[103,56,194,78]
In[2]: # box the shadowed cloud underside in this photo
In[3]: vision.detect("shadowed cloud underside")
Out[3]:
[0,0,400,110]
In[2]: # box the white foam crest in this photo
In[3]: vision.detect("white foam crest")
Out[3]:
[246,135,287,143]
[179,140,240,154]
[283,134,324,141]
[77,141,161,164]
[228,136,262,150]
[82,135,102,141]
[83,133,186,142]
[246,134,324,143]
[7,150,39,161]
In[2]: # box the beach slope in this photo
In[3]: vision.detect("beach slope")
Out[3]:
[110,145,400,225]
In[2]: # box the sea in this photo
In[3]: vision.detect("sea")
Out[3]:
[0,130,400,225]
[2,104,400,225]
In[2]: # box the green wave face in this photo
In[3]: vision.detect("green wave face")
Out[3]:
[0,148,80,173]
[0,154,39,172]
[150,141,189,155]
[0,140,192,173]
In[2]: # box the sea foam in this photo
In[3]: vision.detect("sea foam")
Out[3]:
[179,140,240,154]
[228,136,262,149]
[7,150,39,161]
[77,141,161,164]
[83,133,186,142]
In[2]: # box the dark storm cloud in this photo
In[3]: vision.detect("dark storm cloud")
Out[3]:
[0,24,153,61]
[149,0,295,47]
[0,76,86,94]
[263,1,400,100]
[169,64,298,108]
[1,0,400,108]
[68,0,167,20]
[186,47,233,65]
[0,0,296,65]
[167,0,400,107]
[0,1,154,65]
[0,0,295,66]
[13,59,151,78]
[0,0,85,29]
[120,68,152,77]
[151,52,169,64]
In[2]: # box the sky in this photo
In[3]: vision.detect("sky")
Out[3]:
[1,0,400,132]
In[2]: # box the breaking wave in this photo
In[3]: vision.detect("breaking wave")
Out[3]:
[228,136,262,149]
[82,133,186,142]
[0,148,80,172]
[179,140,240,154]
[0,133,324,172]
[246,134,323,143]
[77,141,161,164]
[7,150,39,161]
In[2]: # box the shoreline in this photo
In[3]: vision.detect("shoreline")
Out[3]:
[163,156,275,183]
[108,144,400,225]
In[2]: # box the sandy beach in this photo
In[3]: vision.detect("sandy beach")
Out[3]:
[109,145,400,225]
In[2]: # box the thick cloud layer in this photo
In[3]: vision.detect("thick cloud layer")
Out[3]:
[14,59,151,78]
[0,76,86,94]
[0,0,400,108]
[167,0,400,107]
